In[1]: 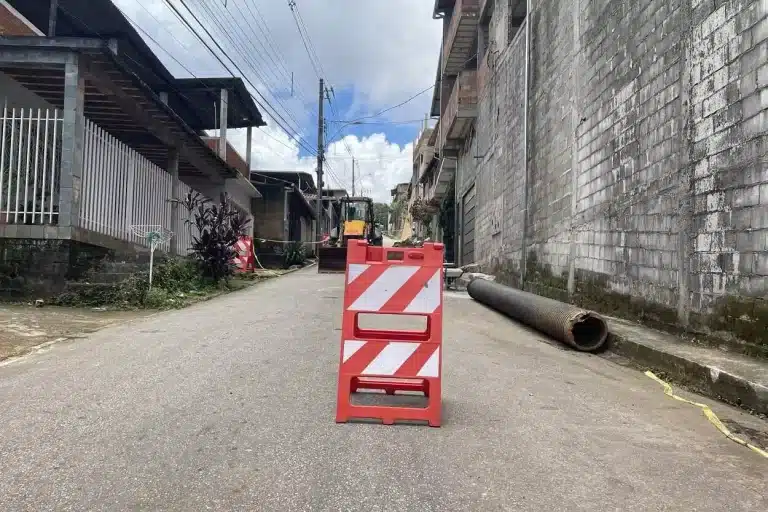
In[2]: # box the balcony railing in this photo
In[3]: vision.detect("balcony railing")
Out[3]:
[442,0,480,76]
[438,70,478,153]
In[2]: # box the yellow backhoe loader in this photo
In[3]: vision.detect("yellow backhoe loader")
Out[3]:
[318,196,382,273]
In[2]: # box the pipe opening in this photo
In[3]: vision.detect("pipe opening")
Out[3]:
[571,315,609,351]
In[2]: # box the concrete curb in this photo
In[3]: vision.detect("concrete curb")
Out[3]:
[608,332,768,416]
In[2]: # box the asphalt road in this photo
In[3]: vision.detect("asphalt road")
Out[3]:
[1,268,766,511]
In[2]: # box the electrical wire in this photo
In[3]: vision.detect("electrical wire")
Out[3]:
[328,118,430,126]
[344,85,435,123]
[288,0,323,79]
[120,2,305,159]
[229,1,316,124]
[192,0,309,134]
[164,0,318,156]
[184,0,310,148]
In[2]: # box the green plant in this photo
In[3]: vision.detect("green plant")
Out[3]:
[176,191,250,283]
[115,273,150,305]
[151,257,201,292]
[410,197,438,226]
[283,241,306,267]
[373,202,390,227]
[143,288,176,309]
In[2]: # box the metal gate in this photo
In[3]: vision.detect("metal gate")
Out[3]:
[461,185,476,264]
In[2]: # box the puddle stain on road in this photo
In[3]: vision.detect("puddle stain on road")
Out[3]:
[0,305,149,360]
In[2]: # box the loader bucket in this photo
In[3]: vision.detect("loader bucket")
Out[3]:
[317,246,348,273]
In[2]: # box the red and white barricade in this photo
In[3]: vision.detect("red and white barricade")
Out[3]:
[335,239,444,427]
[232,236,254,273]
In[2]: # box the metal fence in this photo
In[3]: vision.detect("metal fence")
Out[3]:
[0,105,203,256]
[0,107,62,224]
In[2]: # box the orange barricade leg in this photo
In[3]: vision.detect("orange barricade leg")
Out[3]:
[335,240,444,427]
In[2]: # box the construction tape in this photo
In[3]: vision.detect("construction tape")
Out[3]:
[644,371,768,459]
[256,236,330,245]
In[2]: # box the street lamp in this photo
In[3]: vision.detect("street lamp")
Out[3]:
[326,120,363,144]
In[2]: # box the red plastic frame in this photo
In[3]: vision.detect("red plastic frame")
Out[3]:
[335,240,444,427]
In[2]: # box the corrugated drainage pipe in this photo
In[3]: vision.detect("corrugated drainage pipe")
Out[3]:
[467,279,609,352]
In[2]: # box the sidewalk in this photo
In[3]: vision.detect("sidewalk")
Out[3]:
[607,317,768,417]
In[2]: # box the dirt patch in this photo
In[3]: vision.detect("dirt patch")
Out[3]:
[0,305,149,360]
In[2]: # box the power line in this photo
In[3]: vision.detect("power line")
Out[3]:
[288,0,323,79]
[345,85,435,123]
[232,0,315,120]
[188,0,309,144]
[163,0,318,156]
[61,1,324,200]
[293,3,326,78]
[328,118,430,126]
[115,6,320,174]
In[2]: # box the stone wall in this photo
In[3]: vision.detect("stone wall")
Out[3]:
[454,0,768,345]
[0,238,133,298]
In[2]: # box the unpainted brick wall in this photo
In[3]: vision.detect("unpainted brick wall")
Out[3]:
[454,0,768,334]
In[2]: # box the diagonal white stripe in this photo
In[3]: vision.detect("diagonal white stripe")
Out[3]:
[403,270,442,313]
[416,347,440,378]
[343,340,366,362]
[361,342,419,376]
[347,264,369,284]
[348,266,420,311]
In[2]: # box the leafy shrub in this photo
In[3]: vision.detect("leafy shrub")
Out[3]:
[175,191,250,283]
[283,241,306,267]
[152,257,201,292]
[143,288,176,309]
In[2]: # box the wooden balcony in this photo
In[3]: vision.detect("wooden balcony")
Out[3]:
[438,70,478,155]
[442,0,480,76]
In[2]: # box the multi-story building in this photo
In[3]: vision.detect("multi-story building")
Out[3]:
[430,0,768,339]
[389,182,409,235]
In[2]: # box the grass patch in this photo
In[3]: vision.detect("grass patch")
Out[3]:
[53,257,272,311]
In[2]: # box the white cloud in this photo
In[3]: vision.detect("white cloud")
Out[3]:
[112,0,439,204]
[224,127,413,204]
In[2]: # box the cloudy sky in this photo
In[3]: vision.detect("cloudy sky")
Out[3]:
[111,0,442,202]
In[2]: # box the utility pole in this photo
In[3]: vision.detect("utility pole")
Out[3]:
[351,158,355,196]
[48,0,59,36]
[316,78,324,240]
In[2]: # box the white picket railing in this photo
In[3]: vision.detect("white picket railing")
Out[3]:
[0,107,62,224]
[81,119,174,251]
[1,105,204,256]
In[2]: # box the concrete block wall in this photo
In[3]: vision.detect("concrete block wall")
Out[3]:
[0,238,130,298]
[252,186,286,242]
[453,0,768,343]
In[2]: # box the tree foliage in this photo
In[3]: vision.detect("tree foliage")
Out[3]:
[372,202,390,227]
[177,191,250,283]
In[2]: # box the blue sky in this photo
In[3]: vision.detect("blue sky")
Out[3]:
[113,0,441,201]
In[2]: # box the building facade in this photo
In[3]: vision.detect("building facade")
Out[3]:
[430,0,768,340]
[0,0,265,296]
